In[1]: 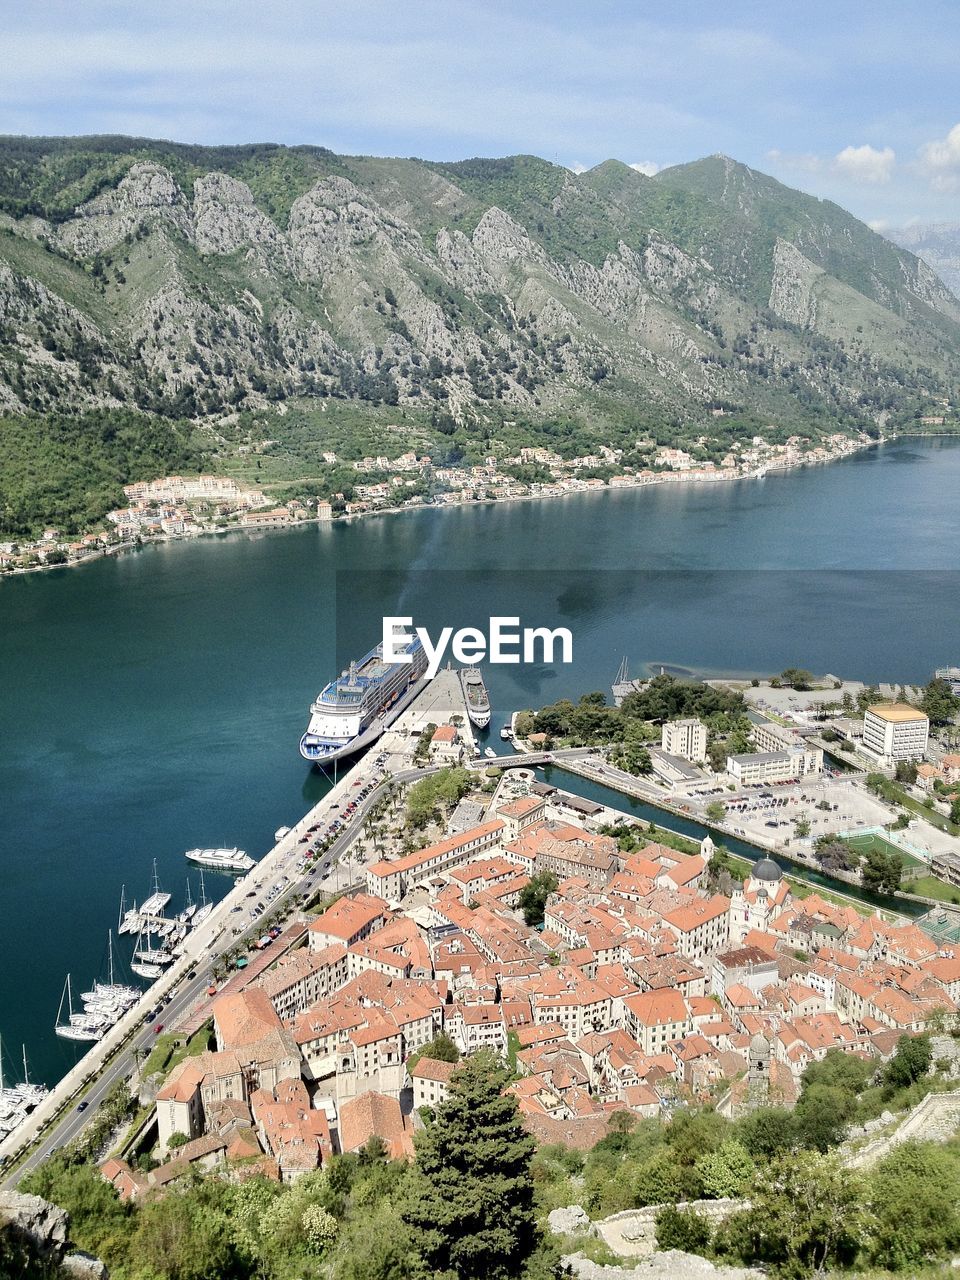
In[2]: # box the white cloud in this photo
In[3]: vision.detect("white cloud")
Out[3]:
[568,162,588,174]
[919,123,960,192]
[832,143,896,184]
[629,161,661,176]
[867,218,889,232]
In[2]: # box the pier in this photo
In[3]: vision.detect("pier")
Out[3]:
[0,748,437,1182]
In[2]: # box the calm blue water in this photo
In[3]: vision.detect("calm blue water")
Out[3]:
[1,437,958,1083]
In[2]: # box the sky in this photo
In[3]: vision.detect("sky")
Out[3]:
[2,0,959,228]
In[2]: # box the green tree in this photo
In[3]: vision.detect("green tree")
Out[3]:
[793,1083,856,1151]
[705,801,726,823]
[655,1204,713,1253]
[715,1150,864,1275]
[794,817,811,838]
[802,1046,874,1096]
[895,759,918,784]
[632,1148,685,1207]
[132,1190,240,1280]
[920,678,960,726]
[518,871,559,927]
[333,1205,426,1280]
[883,1032,932,1091]
[402,1050,539,1280]
[695,1140,755,1198]
[734,1107,796,1160]
[867,1140,960,1268]
[861,845,902,894]
[780,668,814,691]
[412,1032,460,1068]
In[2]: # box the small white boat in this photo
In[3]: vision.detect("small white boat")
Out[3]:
[484,747,497,759]
[274,826,292,843]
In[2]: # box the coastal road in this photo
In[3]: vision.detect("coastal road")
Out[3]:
[1,759,436,1186]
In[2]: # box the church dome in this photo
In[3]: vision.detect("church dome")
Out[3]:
[753,857,783,883]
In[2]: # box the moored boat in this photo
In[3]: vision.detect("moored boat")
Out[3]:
[459,666,491,728]
[184,846,254,873]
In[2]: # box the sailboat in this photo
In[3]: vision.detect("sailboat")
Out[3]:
[117,883,141,935]
[192,869,213,927]
[177,879,197,924]
[55,975,104,1042]
[15,1046,48,1110]
[131,926,173,979]
[139,859,172,929]
[81,932,139,1008]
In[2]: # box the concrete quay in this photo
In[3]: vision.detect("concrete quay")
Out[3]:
[0,745,432,1183]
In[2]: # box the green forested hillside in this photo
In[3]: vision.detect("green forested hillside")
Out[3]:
[0,134,958,535]
[0,410,199,537]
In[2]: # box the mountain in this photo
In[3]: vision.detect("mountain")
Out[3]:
[885,222,960,300]
[0,136,958,449]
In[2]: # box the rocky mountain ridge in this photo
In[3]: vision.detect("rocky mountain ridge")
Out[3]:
[887,222,960,300]
[0,137,958,435]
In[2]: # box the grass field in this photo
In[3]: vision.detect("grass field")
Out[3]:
[905,875,960,905]
[844,831,924,871]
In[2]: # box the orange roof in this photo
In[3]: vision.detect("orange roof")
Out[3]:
[498,795,545,818]
[432,724,457,742]
[308,892,387,941]
[625,988,689,1027]
[410,1057,458,1083]
[338,1091,413,1160]
[368,821,505,877]
[664,894,730,933]
[213,988,282,1049]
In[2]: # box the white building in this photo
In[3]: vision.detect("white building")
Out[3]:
[662,718,708,762]
[862,704,929,763]
[726,745,822,785]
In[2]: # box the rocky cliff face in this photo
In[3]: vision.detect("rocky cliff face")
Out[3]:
[0,1190,108,1278]
[0,139,957,430]
[888,222,960,300]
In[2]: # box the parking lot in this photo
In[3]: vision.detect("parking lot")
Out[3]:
[713,778,901,850]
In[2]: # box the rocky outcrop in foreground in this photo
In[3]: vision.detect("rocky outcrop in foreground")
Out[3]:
[562,1250,763,1280]
[0,1190,108,1278]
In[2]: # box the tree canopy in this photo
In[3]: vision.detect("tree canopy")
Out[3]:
[402,1050,540,1280]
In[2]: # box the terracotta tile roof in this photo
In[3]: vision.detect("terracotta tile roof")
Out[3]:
[213,987,282,1049]
[338,1091,414,1160]
[410,1056,458,1083]
[308,893,388,942]
[624,988,689,1027]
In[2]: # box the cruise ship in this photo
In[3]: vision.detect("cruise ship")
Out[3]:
[299,632,428,764]
[459,667,491,728]
[184,846,254,873]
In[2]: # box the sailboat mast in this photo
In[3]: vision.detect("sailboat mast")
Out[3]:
[22,1044,29,1085]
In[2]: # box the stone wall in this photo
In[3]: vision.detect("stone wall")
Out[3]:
[596,1198,747,1258]
[845,1089,960,1168]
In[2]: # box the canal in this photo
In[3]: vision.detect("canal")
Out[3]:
[539,764,926,918]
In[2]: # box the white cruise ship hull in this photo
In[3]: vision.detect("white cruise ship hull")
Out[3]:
[300,669,427,764]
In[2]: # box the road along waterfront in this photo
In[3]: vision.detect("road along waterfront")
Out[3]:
[0,752,438,1184]
[1,435,958,1085]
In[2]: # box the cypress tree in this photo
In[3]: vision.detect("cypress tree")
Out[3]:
[402,1048,539,1280]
